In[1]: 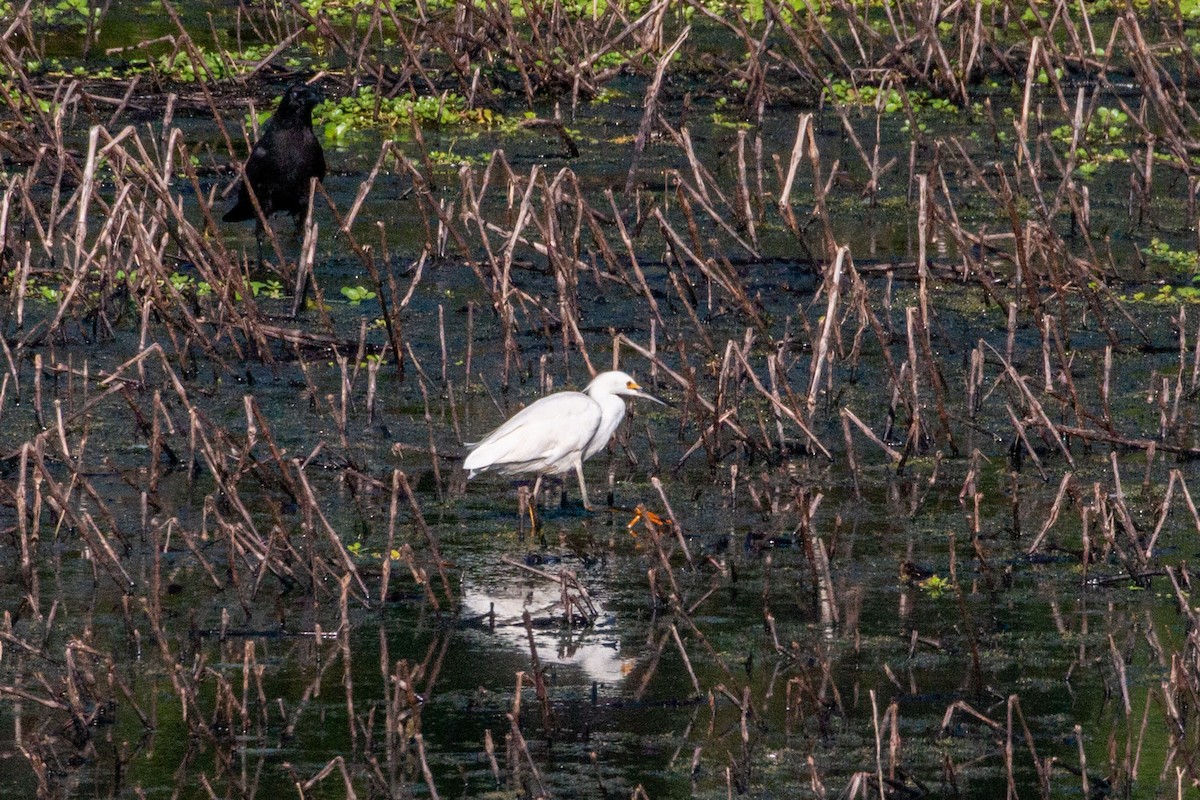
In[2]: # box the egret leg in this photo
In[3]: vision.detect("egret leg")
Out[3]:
[574,459,594,511]
[525,475,544,529]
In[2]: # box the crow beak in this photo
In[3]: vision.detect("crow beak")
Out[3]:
[300,84,324,106]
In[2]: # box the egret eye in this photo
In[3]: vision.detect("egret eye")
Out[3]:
[627,381,638,390]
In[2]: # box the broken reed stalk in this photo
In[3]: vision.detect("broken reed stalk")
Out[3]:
[622,26,691,199]
[506,671,548,797]
[520,610,555,732]
[500,554,598,625]
[807,246,847,413]
[396,471,454,606]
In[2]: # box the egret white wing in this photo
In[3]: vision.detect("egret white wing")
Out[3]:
[464,392,602,476]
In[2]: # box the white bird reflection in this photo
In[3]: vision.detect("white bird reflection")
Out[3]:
[460,579,633,685]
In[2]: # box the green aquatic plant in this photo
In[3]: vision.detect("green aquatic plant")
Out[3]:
[711,96,753,129]
[300,0,453,21]
[428,148,486,167]
[24,0,92,31]
[315,87,497,145]
[340,285,376,305]
[167,271,212,297]
[589,87,621,105]
[1049,106,1130,177]
[917,574,952,599]
[0,80,54,116]
[826,78,894,109]
[1074,148,1127,177]
[1051,106,1128,147]
[154,43,293,83]
[19,54,152,82]
[1035,66,1063,85]
[346,539,402,561]
[1143,238,1199,272]
[1094,106,1129,139]
[479,0,653,21]
[825,78,959,135]
[824,79,958,116]
[590,50,628,70]
[1125,283,1200,304]
[250,279,285,299]
[156,48,232,83]
[355,353,387,369]
[723,0,822,25]
[1120,241,1200,303]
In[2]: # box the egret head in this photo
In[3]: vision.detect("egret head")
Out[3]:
[587,371,668,406]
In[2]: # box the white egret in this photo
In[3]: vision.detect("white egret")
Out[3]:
[464,371,666,510]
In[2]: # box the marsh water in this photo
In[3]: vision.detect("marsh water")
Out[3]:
[0,2,1198,798]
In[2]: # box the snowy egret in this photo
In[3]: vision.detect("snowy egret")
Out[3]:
[463,371,666,511]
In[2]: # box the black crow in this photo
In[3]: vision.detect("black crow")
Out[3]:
[223,83,326,226]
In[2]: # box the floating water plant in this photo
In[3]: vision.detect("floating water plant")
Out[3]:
[154,47,234,82]
[168,271,213,297]
[824,78,958,116]
[316,86,496,145]
[250,279,285,299]
[1125,283,1200,304]
[341,285,376,304]
[917,574,953,599]
[1142,238,1199,273]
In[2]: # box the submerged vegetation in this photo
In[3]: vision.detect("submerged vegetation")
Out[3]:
[1,0,1200,799]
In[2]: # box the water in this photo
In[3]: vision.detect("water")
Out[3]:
[1,1,1198,798]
